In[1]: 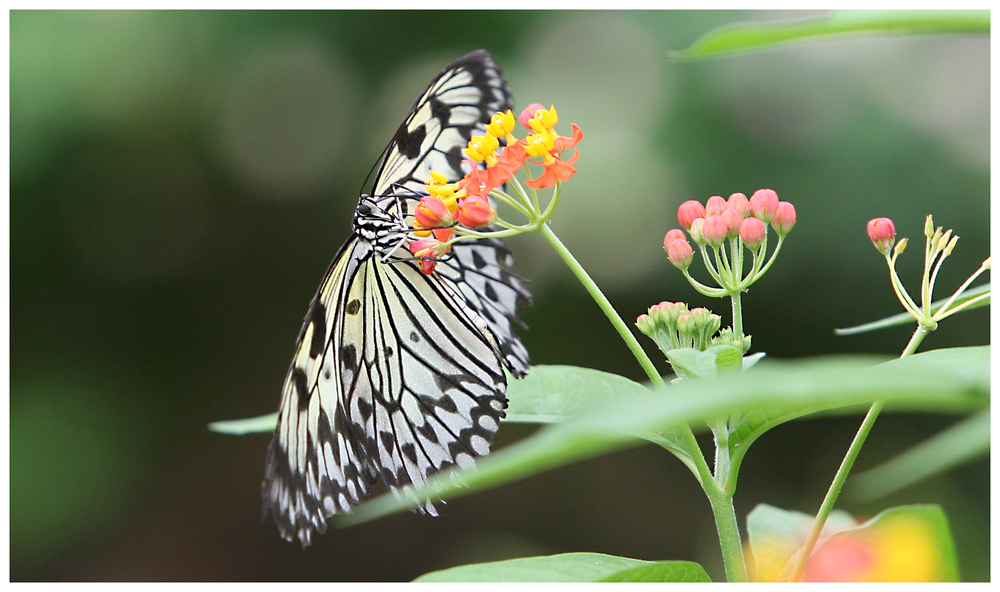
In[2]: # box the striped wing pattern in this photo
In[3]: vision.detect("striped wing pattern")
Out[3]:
[262,50,528,547]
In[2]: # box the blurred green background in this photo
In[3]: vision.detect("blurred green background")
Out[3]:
[10,10,989,581]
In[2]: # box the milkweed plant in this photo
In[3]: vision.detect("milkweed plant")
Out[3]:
[216,99,988,582]
[394,108,987,583]
[213,16,989,582]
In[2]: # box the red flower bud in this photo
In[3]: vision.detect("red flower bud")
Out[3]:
[702,215,729,248]
[664,228,686,250]
[867,217,896,254]
[771,201,796,236]
[706,195,727,217]
[722,209,742,239]
[678,200,706,230]
[456,195,496,228]
[414,196,453,229]
[667,238,694,270]
[749,189,780,223]
[727,192,750,218]
[740,217,767,250]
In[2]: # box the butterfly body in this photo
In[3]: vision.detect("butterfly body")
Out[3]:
[262,50,529,547]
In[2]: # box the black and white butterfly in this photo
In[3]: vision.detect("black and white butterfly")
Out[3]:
[262,50,530,547]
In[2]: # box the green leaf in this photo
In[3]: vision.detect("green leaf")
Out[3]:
[599,560,712,582]
[337,347,988,526]
[850,409,990,502]
[504,365,697,474]
[836,283,990,335]
[503,365,650,423]
[414,552,705,582]
[667,345,742,377]
[208,412,277,435]
[671,10,990,60]
[747,504,959,581]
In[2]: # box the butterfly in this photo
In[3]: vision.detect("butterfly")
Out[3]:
[261,50,530,547]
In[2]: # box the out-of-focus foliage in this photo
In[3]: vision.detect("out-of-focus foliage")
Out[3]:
[10,10,988,581]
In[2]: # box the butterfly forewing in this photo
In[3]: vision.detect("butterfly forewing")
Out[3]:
[263,50,528,547]
[372,50,513,207]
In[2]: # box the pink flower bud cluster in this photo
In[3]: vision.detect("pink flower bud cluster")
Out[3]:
[665,189,795,265]
[636,300,722,352]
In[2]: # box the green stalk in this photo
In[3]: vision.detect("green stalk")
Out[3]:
[783,323,931,581]
[706,481,749,582]
[537,222,752,578]
[538,223,664,387]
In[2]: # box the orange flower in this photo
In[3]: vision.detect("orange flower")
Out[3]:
[525,149,579,189]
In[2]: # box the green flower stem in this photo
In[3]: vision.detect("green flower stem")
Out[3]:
[783,400,884,582]
[706,482,748,582]
[753,235,784,279]
[935,259,991,319]
[730,290,744,341]
[784,323,931,582]
[699,245,726,285]
[681,269,728,297]
[537,223,663,387]
[937,292,991,319]
[537,222,749,577]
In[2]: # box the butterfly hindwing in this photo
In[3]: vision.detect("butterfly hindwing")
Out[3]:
[342,255,508,504]
[263,50,528,547]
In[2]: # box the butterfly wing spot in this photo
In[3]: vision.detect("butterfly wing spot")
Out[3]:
[263,50,526,547]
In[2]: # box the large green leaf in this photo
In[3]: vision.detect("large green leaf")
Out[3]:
[503,364,651,423]
[337,347,988,525]
[413,552,709,582]
[598,560,712,582]
[672,10,989,60]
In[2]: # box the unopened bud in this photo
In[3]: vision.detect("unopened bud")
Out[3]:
[894,237,908,256]
[866,217,896,255]
[727,192,750,218]
[676,312,695,337]
[749,189,780,223]
[706,195,727,217]
[943,235,959,256]
[636,314,656,337]
[678,200,707,230]
[702,215,729,248]
[689,218,706,246]
[924,215,935,238]
[740,217,767,250]
[771,201,796,236]
[667,238,694,270]
[664,229,686,250]
[722,209,742,239]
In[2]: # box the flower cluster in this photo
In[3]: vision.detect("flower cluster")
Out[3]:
[866,214,989,333]
[636,301,722,353]
[664,189,795,298]
[408,104,583,274]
